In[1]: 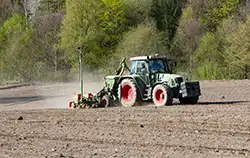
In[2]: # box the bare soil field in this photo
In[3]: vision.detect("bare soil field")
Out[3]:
[0,80,250,158]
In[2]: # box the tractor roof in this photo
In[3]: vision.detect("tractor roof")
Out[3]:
[130,55,167,61]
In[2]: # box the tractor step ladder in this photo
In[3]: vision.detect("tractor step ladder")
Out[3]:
[143,85,151,100]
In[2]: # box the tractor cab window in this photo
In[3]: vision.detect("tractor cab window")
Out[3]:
[136,61,148,73]
[149,59,166,73]
[130,61,137,74]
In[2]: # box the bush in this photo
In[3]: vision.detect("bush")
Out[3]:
[197,61,225,80]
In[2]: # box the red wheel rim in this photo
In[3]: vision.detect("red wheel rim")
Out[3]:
[122,84,134,101]
[155,89,165,104]
[69,102,73,108]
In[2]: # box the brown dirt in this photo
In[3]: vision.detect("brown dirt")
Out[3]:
[0,80,250,158]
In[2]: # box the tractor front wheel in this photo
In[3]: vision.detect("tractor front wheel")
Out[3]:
[118,79,138,107]
[152,84,173,106]
[100,94,111,108]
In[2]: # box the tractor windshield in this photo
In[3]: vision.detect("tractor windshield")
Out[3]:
[149,59,169,73]
[130,60,137,74]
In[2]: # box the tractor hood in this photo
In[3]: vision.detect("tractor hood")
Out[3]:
[155,73,184,87]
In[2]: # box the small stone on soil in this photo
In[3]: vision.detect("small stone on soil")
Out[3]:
[65,144,69,148]
[18,136,27,140]
[51,148,56,152]
[17,116,23,120]
[140,124,144,128]
[59,154,65,157]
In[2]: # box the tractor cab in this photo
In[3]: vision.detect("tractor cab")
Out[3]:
[129,56,175,75]
[128,56,179,88]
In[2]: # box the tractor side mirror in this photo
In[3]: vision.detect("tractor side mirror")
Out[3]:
[171,61,177,67]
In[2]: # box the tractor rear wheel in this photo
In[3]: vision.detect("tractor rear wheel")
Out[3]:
[118,79,138,107]
[152,84,173,106]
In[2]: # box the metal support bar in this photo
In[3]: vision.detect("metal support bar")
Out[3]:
[79,50,83,101]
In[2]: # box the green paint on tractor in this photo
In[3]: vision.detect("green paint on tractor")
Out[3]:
[69,55,201,108]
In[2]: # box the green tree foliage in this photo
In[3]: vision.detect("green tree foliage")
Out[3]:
[172,7,202,74]
[117,23,166,57]
[123,0,152,27]
[0,14,34,82]
[200,0,240,31]
[34,13,67,72]
[1,0,250,84]
[0,0,13,25]
[98,0,126,52]
[102,22,166,74]
[223,16,250,79]
[60,0,126,69]
[150,0,184,46]
[60,0,102,68]
[39,0,66,13]
[194,32,227,79]
[197,61,224,80]
[193,15,250,80]
[195,32,225,64]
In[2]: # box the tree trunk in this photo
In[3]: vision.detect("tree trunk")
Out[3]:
[244,65,249,79]
[54,50,58,72]
[23,0,28,26]
[9,0,15,11]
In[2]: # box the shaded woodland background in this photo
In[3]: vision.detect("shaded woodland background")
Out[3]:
[0,0,250,84]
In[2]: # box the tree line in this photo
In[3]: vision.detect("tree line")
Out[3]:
[0,0,249,84]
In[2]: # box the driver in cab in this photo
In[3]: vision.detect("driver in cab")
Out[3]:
[149,60,165,73]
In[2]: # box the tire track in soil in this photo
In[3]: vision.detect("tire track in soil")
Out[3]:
[0,133,249,156]
[2,117,250,138]
[1,116,250,156]
[1,80,250,157]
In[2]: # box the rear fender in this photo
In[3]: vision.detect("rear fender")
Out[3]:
[152,82,168,90]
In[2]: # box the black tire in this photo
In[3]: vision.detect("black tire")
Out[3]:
[100,94,110,108]
[118,79,138,107]
[152,84,173,106]
[179,96,199,105]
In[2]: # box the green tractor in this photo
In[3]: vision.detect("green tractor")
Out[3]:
[69,55,201,108]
